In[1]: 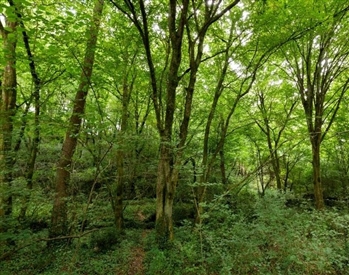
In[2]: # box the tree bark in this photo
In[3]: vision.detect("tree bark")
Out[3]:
[220,149,227,185]
[0,19,17,219]
[49,0,104,239]
[155,141,176,245]
[312,136,324,209]
[154,0,189,245]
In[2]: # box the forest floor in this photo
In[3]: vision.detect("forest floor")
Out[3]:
[125,246,145,275]
[122,232,148,275]
[119,212,148,275]
[2,196,349,274]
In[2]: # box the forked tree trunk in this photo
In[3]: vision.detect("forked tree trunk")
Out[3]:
[49,0,104,239]
[110,0,241,245]
[153,0,188,243]
[0,20,17,220]
[256,91,297,192]
[289,11,349,209]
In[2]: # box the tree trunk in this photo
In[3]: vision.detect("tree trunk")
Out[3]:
[110,0,240,244]
[255,90,297,192]
[0,20,17,219]
[113,80,131,230]
[9,0,42,219]
[274,153,282,190]
[49,0,104,239]
[154,0,188,244]
[155,140,177,245]
[268,142,282,191]
[114,148,124,230]
[196,59,229,222]
[220,149,227,185]
[312,133,324,210]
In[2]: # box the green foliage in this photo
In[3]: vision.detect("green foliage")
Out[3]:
[173,203,195,225]
[89,227,121,252]
[2,193,349,274]
[144,230,204,275]
[2,0,349,274]
[197,192,349,274]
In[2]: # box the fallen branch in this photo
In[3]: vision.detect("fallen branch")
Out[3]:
[0,228,101,261]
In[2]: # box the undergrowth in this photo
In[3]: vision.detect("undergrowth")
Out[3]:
[1,192,349,274]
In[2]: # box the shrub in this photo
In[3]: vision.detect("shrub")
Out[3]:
[195,191,349,274]
[90,227,121,252]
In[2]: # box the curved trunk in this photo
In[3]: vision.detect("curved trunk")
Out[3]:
[49,0,104,239]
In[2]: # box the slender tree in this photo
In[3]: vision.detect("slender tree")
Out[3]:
[280,3,349,209]
[0,13,17,219]
[113,61,135,230]
[49,0,104,238]
[8,0,42,219]
[254,85,298,191]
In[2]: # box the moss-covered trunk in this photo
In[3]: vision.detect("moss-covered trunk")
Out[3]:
[155,141,178,245]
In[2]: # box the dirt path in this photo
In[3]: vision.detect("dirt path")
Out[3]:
[117,212,149,275]
[126,245,146,275]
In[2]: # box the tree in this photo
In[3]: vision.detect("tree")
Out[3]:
[112,53,136,230]
[278,1,349,209]
[111,0,241,244]
[195,14,260,221]
[0,8,17,220]
[253,79,298,191]
[49,0,105,238]
[8,0,43,219]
